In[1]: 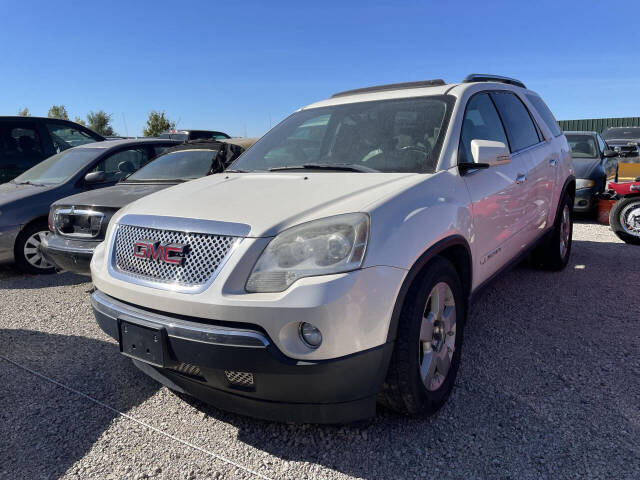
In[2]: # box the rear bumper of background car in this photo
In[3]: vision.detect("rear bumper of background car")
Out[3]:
[41,234,99,275]
[0,224,21,264]
[91,289,393,423]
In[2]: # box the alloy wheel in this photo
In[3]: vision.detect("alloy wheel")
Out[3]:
[419,282,456,391]
[559,205,571,259]
[23,231,52,269]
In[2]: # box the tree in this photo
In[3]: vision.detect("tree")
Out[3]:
[74,116,87,127]
[17,107,31,117]
[86,110,115,136]
[48,105,69,120]
[143,110,175,137]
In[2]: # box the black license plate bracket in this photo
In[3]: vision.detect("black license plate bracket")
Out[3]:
[118,319,166,367]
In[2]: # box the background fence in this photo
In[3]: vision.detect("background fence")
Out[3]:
[558,117,640,133]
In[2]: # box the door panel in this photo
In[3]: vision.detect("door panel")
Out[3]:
[464,155,531,286]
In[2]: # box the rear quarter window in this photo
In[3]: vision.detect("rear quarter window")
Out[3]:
[526,94,562,137]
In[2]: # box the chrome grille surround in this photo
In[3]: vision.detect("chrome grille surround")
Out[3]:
[108,215,250,294]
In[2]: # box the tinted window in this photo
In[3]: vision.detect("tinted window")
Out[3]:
[126,149,217,182]
[13,148,104,185]
[91,148,152,182]
[526,94,562,137]
[566,135,598,159]
[0,123,44,159]
[459,93,509,163]
[596,134,606,153]
[491,92,540,152]
[233,96,454,173]
[46,123,98,152]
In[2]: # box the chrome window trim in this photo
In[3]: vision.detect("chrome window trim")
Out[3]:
[107,220,245,294]
[92,289,269,348]
[54,207,105,238]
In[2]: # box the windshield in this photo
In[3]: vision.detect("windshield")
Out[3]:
[566,135,598,159]
[602,127,640,140]
[231,96,454,173]
[125,149,218,182]
[12,148,104,185]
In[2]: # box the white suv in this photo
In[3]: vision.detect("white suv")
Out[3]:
[90,74,575,423]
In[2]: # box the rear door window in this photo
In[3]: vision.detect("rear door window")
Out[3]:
[526,94,562,137]
[491,92,540,152]
[459,93,509,163]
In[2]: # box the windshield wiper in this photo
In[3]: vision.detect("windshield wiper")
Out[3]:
[15,180,46,186]
[225,169,253,173]
[269,163,379,173]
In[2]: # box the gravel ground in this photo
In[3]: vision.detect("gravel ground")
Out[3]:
[1,221,639,480]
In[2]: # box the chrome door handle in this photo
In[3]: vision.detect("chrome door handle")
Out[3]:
[516,173,527,184]
[549,158,558,166]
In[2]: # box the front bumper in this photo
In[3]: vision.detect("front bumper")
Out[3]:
[92,289,393,423]
[574,187,598,212]
[41,234,100,275]
[0,224,21,264]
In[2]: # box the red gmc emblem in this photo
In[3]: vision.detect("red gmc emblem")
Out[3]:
[133,240,188,266]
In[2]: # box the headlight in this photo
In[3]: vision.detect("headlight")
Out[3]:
[246,213,369,293]
[576,179,595,190]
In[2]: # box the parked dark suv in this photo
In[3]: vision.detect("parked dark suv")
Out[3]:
[0,116,105,183]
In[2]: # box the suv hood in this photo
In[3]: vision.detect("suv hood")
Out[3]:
[115,172,424,237]
[54,182,176,210]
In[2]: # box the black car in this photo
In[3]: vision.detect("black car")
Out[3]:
[1,116,105,183]
[157,129,230,141]
[565,131,618,213]
[601,126,640,158]
[42,138,256,275]
[0,138,180,273]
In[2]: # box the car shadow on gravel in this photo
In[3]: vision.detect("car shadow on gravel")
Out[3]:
[0,266,89,289]
[0,329,160,479]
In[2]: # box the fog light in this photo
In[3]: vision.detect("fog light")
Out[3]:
[299,322,322,348]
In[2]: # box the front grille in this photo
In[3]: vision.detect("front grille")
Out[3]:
[225,371,254,386]
[114,224,237,287]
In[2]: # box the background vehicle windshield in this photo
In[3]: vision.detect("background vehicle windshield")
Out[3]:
[125,149,217,181]
[158,132,188,141]
[602,127,640,140]
[231,96,454,173]
[566,135,598,159]
[12,148,104,184]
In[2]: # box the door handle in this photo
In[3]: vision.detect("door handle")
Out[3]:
[516,173,527,184]
[549,158,558,166]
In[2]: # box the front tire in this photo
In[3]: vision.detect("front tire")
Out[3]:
[380,257,465,415]
[14,220,55,274]
[609,197,640,245]
[533,192,573,270]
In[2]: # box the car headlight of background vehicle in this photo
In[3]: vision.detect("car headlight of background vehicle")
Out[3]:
[246,213,369,293]
[576,179,595,190]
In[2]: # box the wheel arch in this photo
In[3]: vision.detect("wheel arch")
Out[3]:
[13,215,50,250]
[385,235,472,343]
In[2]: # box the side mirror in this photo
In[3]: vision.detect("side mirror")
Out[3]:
[459,139,511,174]
[471,139,511,166]
[603,149,618,158]
[84,171,106,184]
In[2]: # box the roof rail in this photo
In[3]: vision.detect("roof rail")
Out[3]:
[462,74,526,89]
[331,79,446,98]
